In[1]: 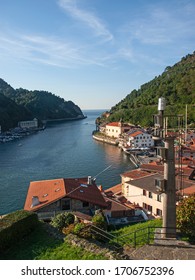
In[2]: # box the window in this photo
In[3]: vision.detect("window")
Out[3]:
[156,209,162,216]
[126,186,129,195]
[143,189,146,196]
[61,199,70,210]
[157,194,162,202]
[83,201,89,208]
[149,192,153,198]
[143,202,147,209]
[148,205,153,213]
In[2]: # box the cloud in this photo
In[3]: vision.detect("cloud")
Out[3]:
[58,0,113,42]
[0,30,108,68]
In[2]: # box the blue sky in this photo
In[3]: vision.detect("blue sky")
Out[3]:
[0,0,194,109]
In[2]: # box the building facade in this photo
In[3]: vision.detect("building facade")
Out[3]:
[122,173,164,217]
[18,118,38,129]
[127,131,154,148]
[105,122,131,138]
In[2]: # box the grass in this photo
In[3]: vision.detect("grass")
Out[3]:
[0,222,107,260]
[110,219,162,247]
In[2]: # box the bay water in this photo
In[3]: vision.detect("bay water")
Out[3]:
[0,110,134,215]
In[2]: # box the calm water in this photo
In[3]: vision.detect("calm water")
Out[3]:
[0,110,133,215]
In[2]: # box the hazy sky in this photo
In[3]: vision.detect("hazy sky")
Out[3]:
[0,0,194,109]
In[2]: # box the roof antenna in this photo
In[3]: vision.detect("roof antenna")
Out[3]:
[92,165,112,181]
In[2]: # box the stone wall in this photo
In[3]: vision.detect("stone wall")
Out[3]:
[65,233,130,260]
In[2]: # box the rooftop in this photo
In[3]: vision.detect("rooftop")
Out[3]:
[121,169,151,179]
[126,173,164,194]
[106,122,130,127]
[24,177,107,211]
[128,131,144,137]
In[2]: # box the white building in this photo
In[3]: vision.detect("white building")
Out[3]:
[122,173,164,217]
[105,122,132,138]
[18,118,38,129]
[127,130,154,148]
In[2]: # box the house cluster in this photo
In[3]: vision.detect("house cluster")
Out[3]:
[0,118,43,143]
[24,151,195,225]
[24,121,195,226]
[99,121,154,151]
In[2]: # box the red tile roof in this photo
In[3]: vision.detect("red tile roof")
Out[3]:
[129,131,143,137]
[24,179,65,211]
[121,169,151,179]
[106,122,130,127]
[106,122,121,127]
[177,185,195,196]
[24,177,107,211]
[140,163,164,173]
[104,198,135,212]
[104,184,122,196]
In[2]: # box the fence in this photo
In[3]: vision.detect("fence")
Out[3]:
[84,225,179,249]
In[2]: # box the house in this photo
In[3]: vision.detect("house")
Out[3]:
[102,184,147,225]
[121,169,152,185]
[105,121,132,138]
[24,176,107,220]
[122,173,164,217]
[120,163,195,218]
[127,130,154,148]
[18,118,38,129]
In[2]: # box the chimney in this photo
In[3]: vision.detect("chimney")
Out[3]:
[31,196,40,208]
[88,176,92,185]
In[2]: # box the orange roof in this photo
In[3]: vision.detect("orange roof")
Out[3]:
[24,178,65,211]
[106,122,130,127]
[140,163,164,173]
[106,122,121,127]
[104,184,122,196]
[24,177,107,211]
[129,131,143,137]
[121,169,151,179]
[177,185,195,196]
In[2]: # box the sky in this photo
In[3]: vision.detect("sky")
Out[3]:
[0,0,194,110]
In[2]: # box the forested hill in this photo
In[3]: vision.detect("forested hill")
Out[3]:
[105,52,195,127]
[0,78,84,131]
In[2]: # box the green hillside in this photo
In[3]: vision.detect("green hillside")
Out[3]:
[106,52,195,127]
[0,83,32,131]
[0,78,84,131]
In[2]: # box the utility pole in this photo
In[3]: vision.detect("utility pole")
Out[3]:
[153,97,176,238]
[162,137,176,238]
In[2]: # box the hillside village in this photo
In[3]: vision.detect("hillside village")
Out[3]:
[1,52,195,259]
[23,99,195,229]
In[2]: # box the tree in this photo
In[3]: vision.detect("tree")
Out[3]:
[176,194,195,238]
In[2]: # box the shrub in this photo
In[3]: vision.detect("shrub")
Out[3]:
[92,212,107,230]
[0,210,38,251]
[50,212,75,231]
[73,223,85,235]
[177,194,195,238]
[62,224,75,235]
